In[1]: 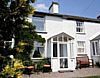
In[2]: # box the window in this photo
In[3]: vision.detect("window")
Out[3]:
[53,35,68,42]
[76,21,84,33]
[32,16,44,31]
[4,41,12,48]
[91,41,100,55]
[60,58,68,68]
[77,41,85,54]
[59,44,67,57]
[53,43,57,57]
[33,42,44,58]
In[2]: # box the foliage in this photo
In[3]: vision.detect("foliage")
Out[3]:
[37,59,49,71]
[96,62,100,68]
[0,0,45,74]
[23,60,34,66]
[1,59,24,78]
[79,76,100,78]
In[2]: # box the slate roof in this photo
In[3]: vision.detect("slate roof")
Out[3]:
[33,11,100,23]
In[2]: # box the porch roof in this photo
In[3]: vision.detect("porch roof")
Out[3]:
[48,32,74,40]
[90,32,100,40]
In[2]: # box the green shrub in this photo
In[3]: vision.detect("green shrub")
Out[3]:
[96,62,100,68]
[37,59,49,71]
[1,59,24,78]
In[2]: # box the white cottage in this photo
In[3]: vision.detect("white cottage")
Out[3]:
[31,2,100,72]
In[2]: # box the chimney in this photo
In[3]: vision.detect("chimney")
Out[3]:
[97,15,100,19]
[49,2,59,13]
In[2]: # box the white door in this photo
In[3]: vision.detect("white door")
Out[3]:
[59,43,69,70]
[50,32,74,72]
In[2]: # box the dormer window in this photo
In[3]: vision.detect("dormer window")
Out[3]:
[76,21,84,33]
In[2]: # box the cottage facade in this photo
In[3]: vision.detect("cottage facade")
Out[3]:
[31,2,100,72]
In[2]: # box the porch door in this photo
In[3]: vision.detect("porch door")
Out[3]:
[59,43,68,69]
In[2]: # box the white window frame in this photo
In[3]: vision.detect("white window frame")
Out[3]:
[32,42,45,59]
[77,41,85,54]
[4,41,13,48]
[91,41,100,56]
[76,21,84,33]
[32,16,45,32]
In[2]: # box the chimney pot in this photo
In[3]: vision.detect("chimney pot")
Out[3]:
[49,2,59,14]
[97,15,100,19]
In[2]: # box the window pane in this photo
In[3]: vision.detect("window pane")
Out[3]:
[77,41,85,53]
[59,36,62,41]
[78,41,84,47]
[64,36,67,42]
[92,42,95,55]
[33,42,44,58]
[32,17,44,31]
[53,43,57,57]
[4,42,12,48]
[70,43,74,58]
[60,58,68,68]
[95,42,99,55]
[60,44,67,57]
[76,21,84,32]
[53,37,57,41]
[78,48,84,53]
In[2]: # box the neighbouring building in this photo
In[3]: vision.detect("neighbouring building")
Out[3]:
[31,2,100,72]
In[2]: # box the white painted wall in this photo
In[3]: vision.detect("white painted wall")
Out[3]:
[35,15,100,71]
[85,22,100,59]
[45,16,76,39]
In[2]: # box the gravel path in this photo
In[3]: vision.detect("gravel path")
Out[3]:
[23,67,100,78]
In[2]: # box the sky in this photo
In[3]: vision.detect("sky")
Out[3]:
[33,0,100,18]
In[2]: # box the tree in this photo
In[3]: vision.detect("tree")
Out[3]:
[0,0,45,70]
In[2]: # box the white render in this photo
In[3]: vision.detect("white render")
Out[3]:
[32,2,100,72]
[37,15,100,72]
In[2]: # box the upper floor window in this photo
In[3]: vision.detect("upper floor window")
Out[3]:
[32,16,44,31]
[76,21,84,33]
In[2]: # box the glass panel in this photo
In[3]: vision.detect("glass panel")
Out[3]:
[70,43,74,58]
[95,42,99,55]
[4,42,12,48]
[53,37,57,41]
[78,41,84,47]
[53,43,57,57]
[92,42,95,55]
[76,21,84,32]
[33,42,44,58]
[32,17,44,31]
[78,48,84,53]
[59,36,62,41]
[59,44,67,57]
[64,36,67,42]
[77,41,85,54]
[33,47,44,58]
[60,58,68,68]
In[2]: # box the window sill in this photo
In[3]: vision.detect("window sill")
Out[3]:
[92,55,100,57]
[36,31,47,34]
[31,58,44,60]
[76,32,86,34]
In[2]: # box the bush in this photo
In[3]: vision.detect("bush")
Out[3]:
[23,60,34,66]
[96,62,100,68]
[1,59,24,78]
[36,58,49,71]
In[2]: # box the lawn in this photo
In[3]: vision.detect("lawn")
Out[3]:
[79,76,100,78]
